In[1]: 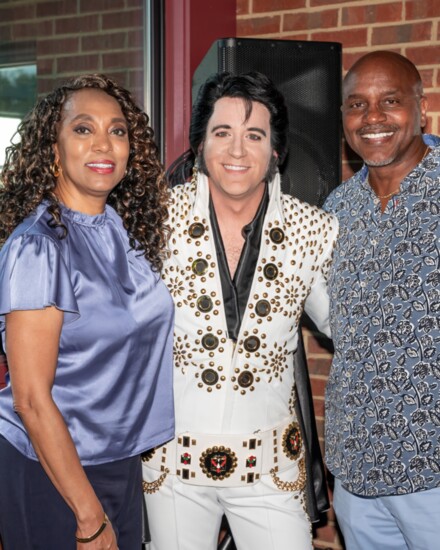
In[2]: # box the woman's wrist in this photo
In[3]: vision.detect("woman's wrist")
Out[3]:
[76,513,108,543]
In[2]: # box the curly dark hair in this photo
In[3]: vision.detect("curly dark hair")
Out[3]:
[0,74,169,271]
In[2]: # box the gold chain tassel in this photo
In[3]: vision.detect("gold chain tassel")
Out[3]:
[270,457,306,492]
[142,468,170,494]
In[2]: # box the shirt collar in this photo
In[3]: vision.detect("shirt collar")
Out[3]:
[357,133,440,195]
[191,171,285,222]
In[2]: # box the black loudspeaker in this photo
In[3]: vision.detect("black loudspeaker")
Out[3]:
[193,38,342,206]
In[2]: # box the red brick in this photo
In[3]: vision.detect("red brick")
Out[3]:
[342,49,401,73]
[372,22,432,45]
[282,33,309,41]
[55,15,99,34]
[313,397,325,417]
[12,19,53,40]
[425,92,440,112]
[102,50,142,70]
[37,57,55,76]
[419,69,434,89]
[305,332,333,355]
[342,2,402,26]
[253,0,305,11]
[102,9,143,30]
[407,45,440,66]
[0,24,12,41]
[82,32,127,52]
[237,0,250,15]
[310,376,327,397]
[0,4,36,21]
[37,37,79,57]
[128,69,144,90]
[424,116,434,135]
[104,71,130,88]
[314,523,339,543]
[307,357,332,376]
[37,77,59,95]
[36,1,77,17]
[311,28,367,47]
[80,0,125,12]
[128,28,143,48]
[56,54,100,74]
[406,0,439,20]
[237,15,281,36]
[311,0,353,5]
[284,9,338,31]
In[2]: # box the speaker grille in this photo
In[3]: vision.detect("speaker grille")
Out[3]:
[194,38,342,206]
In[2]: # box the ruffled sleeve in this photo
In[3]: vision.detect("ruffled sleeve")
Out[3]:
[0,234,79,330]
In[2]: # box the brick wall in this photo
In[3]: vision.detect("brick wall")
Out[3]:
[237,1,440,549]
[237,0,440,182]
[0,0,144,102]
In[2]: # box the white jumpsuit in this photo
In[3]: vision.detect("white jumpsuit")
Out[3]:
[143,173,338,550]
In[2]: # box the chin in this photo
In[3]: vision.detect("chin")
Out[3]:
[364,156,395,168]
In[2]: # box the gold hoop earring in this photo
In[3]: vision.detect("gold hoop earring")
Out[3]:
[50,161,60,178]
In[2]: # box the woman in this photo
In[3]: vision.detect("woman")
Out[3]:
[0,75,174,549]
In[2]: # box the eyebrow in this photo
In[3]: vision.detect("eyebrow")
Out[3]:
[69,114,127,125]
[344,88,401,100]
[210,124,267,137]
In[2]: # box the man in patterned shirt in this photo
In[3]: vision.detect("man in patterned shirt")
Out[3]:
[324,50,440,549]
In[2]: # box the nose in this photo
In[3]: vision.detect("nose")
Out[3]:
[362,102,387,124]
[228,135,246,158]
[92,131,112,152]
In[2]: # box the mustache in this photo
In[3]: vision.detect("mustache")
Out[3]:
[358,124,399,136]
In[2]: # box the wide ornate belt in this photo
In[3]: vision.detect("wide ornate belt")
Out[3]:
[142,417,305,492]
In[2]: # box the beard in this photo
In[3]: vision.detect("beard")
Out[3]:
[364,156,396,167]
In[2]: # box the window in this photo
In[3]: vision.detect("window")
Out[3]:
[0,64,37,169]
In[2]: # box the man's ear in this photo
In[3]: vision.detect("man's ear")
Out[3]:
[420,95,428,128]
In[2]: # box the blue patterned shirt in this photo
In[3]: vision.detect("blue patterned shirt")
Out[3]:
[324,135,440,496]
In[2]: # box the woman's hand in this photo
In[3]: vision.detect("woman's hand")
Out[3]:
[76,516,118,550]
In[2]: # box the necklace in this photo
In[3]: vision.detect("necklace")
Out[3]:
[374,146,431,200]
[376,188,401,200]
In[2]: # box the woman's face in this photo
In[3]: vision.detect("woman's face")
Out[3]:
[53,88,130,213]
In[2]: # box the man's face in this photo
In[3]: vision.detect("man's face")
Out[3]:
[342,57,427,168]
[201,97,276,202]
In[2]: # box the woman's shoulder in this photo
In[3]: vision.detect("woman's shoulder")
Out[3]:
[10,202,59,240]
[1,203,63,260]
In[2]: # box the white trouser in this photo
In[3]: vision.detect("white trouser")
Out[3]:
[143,464,312,550]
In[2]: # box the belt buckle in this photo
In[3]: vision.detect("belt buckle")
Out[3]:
[200,446,237,480]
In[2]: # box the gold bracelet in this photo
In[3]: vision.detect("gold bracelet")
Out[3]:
[75,513,109,544]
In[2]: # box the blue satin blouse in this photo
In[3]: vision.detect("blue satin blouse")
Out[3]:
[0,201,175,465]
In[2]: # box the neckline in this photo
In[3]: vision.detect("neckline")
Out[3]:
[59,201,107,227]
